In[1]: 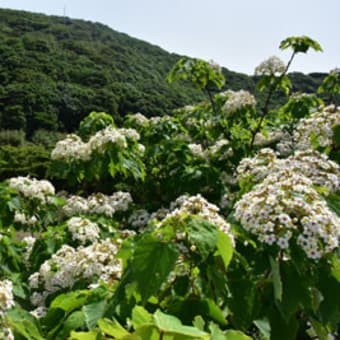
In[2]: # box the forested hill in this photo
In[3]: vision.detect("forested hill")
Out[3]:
[0,8,327,135]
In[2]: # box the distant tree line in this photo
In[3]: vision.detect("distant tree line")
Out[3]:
[0,8,331,138]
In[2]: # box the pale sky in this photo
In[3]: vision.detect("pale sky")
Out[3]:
[1,0,339,75]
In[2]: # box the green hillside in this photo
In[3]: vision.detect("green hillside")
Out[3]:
[0,8,327,136]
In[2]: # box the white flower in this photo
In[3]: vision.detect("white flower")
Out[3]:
[222,90,256,114]
[255,56,286,76]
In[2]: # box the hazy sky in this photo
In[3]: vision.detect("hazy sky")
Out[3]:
[1,0,339,75]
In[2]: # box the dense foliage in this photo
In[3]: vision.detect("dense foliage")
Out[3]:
[0,8,334,138]
[0,28,340,340]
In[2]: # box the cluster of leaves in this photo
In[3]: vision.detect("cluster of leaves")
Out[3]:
[0,34,339,340]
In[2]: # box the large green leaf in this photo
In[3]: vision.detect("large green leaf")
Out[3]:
[55,310,86,339]
[254,318,271,340]
[50,290,90,312]
[326,193,340,216]
[224,330,252,340]
[69,330,100,340]
[216,230,233,268]
[269,256,282,302]
[130,234,179,302]
[131,306,154,329]
[186,217,218,260]
[7,307,44,340]
[269,307,299,340]
[278,262,311,320]
[318,268,340,327]
[83,300,107,329]
[98,318,130,338]
[153,309,209,339]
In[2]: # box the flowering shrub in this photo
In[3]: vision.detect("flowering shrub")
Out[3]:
[0,279,14,339]
[235,170,339,259]
[62,191,132,217]
[294,104,340,150]
[0,35,339,339]
[29,239,122,307]
[237,148,340,194]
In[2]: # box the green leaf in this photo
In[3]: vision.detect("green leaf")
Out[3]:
[153,309,209,339]
[309,318,329,340]
[134,325,159,340]
[333,124,340,145]
[130,234,179,302]
[131,306,154,329]
[69,330,100,340]
[209,322,226,340]
[55,310,86,339]
[224,330,252,340]
[269,306,298,340]
[7,307,44,340]
[83,300,107,329]
[278,262,312,320]
[331,254,340,282]
[50,290,90,312]
[216,230,233,268]
[98,318,130,338]
[254,318,271,340]
[279,36,323,53]
[318,268,340,327]
[186,217,218,260]
[269,256,282,302]
[326,193,340,216]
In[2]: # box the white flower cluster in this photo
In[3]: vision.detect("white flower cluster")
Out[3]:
[160,194,234,244]
[128,209,150,229]
[23,236,36,265]
[29,239,122,306]
[128,112,149,126]
[63,191,133,217]
[51,134,90,161]
[237,148,278,182]
[254,130,286,148]
[51,126,142,161]
[67,217,100,244]
[207,139,233,160]
[14,212,38,226]
[0,279,15,340]
[188,143,205,158]
[149,115,173,126]
[255,55,286,77]
[294,105,340,149]
[222,90,256,114]
[8,176,55,202]
[275,150,340,193]
[276,133,295,156]
[0,279,14,317]
[235,170,340,259]
[237,148,340,194]
[0,327,14,340]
